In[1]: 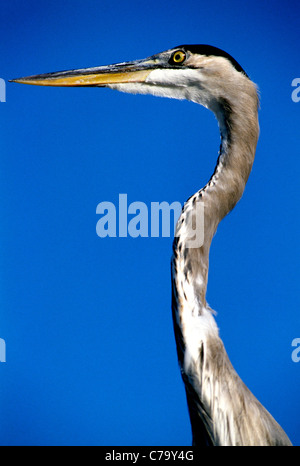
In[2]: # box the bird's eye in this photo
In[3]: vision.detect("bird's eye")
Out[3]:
[171,50,186,64]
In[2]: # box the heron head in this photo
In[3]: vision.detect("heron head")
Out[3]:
[11,45,257,128]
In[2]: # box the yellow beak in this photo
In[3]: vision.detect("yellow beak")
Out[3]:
[10,58,156,87]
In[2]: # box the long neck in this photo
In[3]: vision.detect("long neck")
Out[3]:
[171,82,292,447]
[171,95,259,439]
[171,92,262,445]
[173,96,259,311]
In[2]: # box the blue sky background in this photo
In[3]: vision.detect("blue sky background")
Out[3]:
[0,0,299,446]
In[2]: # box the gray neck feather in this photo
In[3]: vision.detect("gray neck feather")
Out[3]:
[173,91,259,310]
[171,71,291,447]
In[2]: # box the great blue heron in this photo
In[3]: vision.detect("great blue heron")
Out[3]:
[11,45,292,446]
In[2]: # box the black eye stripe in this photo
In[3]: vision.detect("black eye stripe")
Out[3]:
[175,44,248,76]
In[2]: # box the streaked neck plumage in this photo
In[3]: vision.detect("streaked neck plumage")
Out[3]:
[173,83,260,313]
[172,73,291,445]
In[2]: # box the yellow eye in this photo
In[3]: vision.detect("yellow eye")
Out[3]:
[172,50,186,64]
